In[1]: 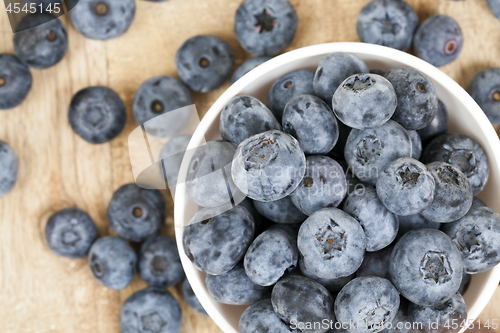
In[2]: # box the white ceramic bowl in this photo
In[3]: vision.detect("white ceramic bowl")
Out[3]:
[175,42,500,333]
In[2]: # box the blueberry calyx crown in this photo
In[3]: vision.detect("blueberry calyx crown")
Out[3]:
[420,251,452,284]
[356,136,382,165]
[344,75,374,92]
[455,226,481,253]
[254,9,276,33]
[316,219,346,258]
[141,312,167,333]
[437,165,461,186]
[443,146,477,177]
[397,166,420,185]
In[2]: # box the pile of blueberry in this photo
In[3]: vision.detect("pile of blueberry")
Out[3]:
[1,0,500,333]
[182,50,500,333]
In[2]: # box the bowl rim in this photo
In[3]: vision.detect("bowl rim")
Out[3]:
[174,42,500,333]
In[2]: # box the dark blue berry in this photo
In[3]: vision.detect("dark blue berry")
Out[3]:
[120,288,182,333]
[413,15,463,67]
[376,157,435,216]
[231,56,271,84]
[68,86,127,144]
[282,94,339,155]
[107,183,166,243]
[272,275,335,333]
[298,208,366,279]
[220,96,281,145]
[333,74,397,129]
[89,236,137,290]
[175,35,234,92]
[182,206,255,275]
[420,162,473,223]
[344,188,399,251]
[138,236,184,288]
[239,298,294,333]
[335,276,400,333]
[244,229,298,286]
[442,206,500,274]
[45,208,98,258]
[232,130,306,202]
[385,67,438,130]
[0,54,32,109]
[468,68,500,124]
[132,76,193,138]
[408,130,422,159]
[344,120,412,185]
[13,14,67,69]
[0,140,18,197]
[357,0,418,51]
[205,263,270,305]
[234,0,298,56]
[314,52,369,103]
[421,134,489,195]
[268,69,315,122]
[70,0,136,40]
[389,229,463,307]
[291,156,347,216]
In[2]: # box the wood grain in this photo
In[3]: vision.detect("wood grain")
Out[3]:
[0,0,498,332]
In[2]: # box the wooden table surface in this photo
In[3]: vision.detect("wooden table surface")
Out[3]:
[0,0,499,332]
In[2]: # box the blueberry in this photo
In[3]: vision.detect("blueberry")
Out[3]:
[344,120,412,185]
[413,15,463,67]
[269,70,316,122]
[205,263,270,305]
[333,74,397,129]
[356,245,393,280]
[182,279,207,315]
[282,94,339,155]
[421,134,489,195]
[379,299,414,333]
[408,131,422,159]
[291,156,347,215]
[442,206,500,274]
[385,67,438,130]
[468,68,500,124]
[186,140,239,208]
[68,86,127,144]
[239,298,295,333]
[0,54,32,109]
[329,121,352,161]
[298,208,366,279]
[70,0,135,40]
[234,0,298,56]
[232,130,306,202]
[376,158,435,216]
[344,188,399,251]
[314,53,369,103]
[335,276,400,333]
[13,14,67,69]
[175,35,234,92]
[299,257,355,293]
[138,236,184,288]
[231,56,271,84]
[45,208,98,258]
[396,214,441,240]
[159,134,191,187]
[272,275,336,333]
[458,272,471,295]
[220,96,281,145]
[420,162,473,223]
[0,140,19,197]
[244,229,298,286]
[107,183,166,243]
[389,229,463,307]
[132,76,193,138]
[408,293,467,333]
[182,206,255,275]
[238,197,266,231]
[487,0,500,19]
[357,0,418,51]
[417,100,449,145]
[120,288,182,333]
[472,197,486,206]
[88,236,137,290]
[253,194,307,224]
